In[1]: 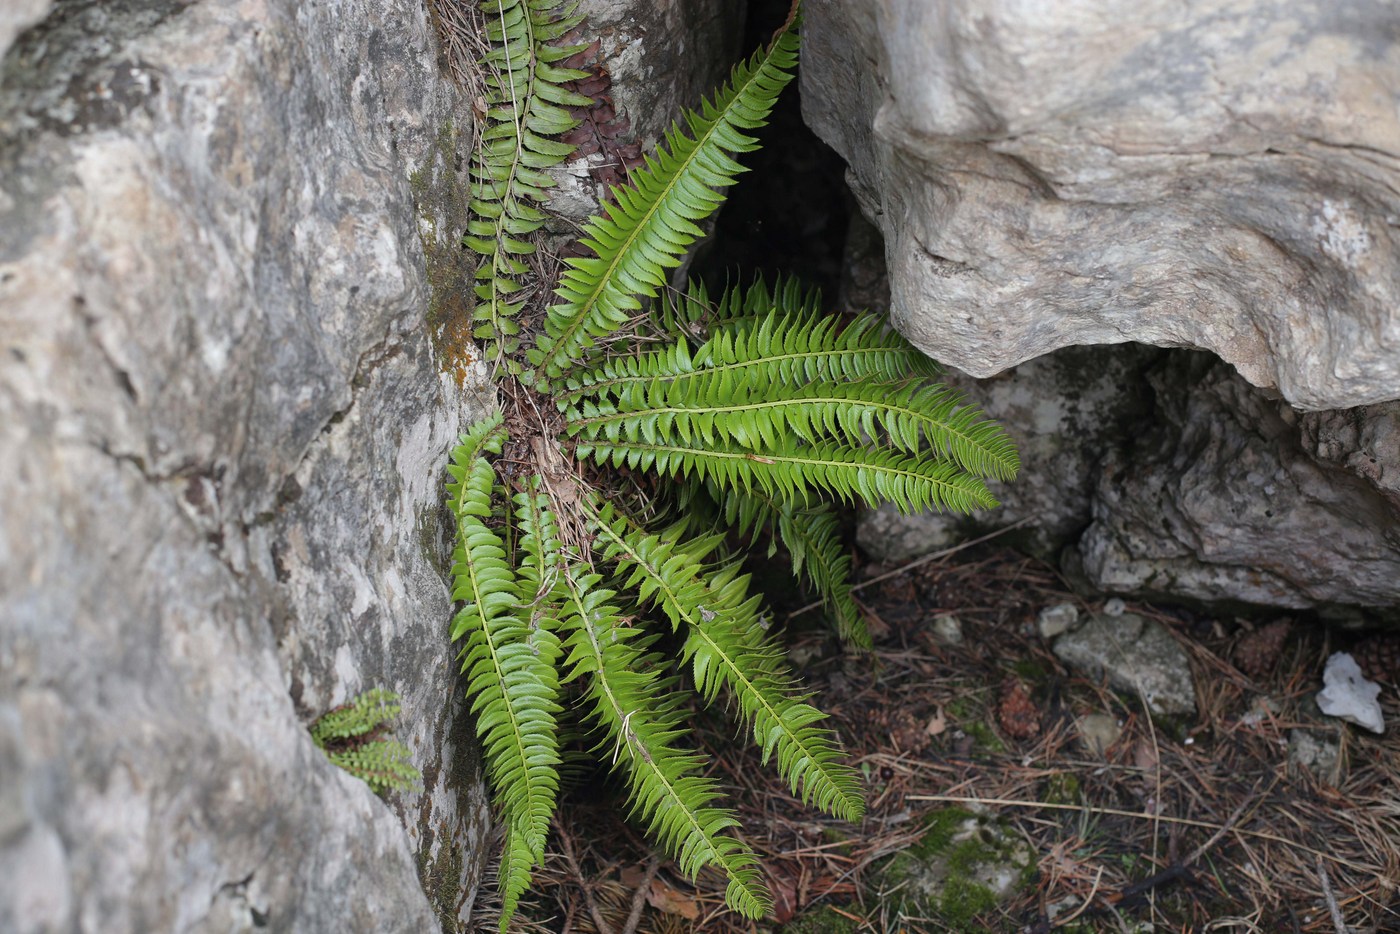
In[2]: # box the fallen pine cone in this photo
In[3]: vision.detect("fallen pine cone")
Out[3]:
[1352,634,1400,684]
[997,678,1041,740]
[1234,619,1291,679]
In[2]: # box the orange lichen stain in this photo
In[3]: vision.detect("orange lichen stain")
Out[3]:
[434,313,480,388]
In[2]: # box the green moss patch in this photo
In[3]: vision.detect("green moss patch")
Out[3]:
[874,808,1033,931]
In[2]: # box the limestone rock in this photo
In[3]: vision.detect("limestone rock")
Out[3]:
[1288,728,1342,783]
[874,809,1032,918]
[843,213,1166,564]
[1053,613,1197,717]
[0,0,48,61]
[1037,604,1081,641]
[802,0,1400,411]
[0,0,493,929]
[1081,355,1400,617]
[845,223,1400,620]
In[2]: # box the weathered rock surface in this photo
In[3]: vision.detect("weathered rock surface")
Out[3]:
[1,0,756,929]
[0,0,493,930]
[1081,356,1400,617]
[846,215,1400,620]
[1053,613,1198,717]
[802,0,1400,411]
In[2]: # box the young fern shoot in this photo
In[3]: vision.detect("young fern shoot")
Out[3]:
[451,2,1018,926]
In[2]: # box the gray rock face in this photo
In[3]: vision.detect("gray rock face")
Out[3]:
[1081,356,1400,616]
[1,0,756,928]
[546,0,743,224]
[802,0,1400,411]
[0,0,493,930]
[1053,613,1197,717]
[845,215,1400,620]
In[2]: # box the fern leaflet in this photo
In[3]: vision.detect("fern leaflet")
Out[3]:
[556,563,772,917]
[585,498,865,821]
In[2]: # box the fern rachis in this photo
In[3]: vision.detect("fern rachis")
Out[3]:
[451,2,1018,926]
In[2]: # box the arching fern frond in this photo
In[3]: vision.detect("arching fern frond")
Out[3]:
[774,502,866,646]
[704,482,868,647]
[525,21,800,386]
[569,379,1003,469]
[556,563,772,918]
[584,498,865,822]
[447,415,562,923]
[577,434,999,515]
[468,0,591,365]
[560,307,943,408]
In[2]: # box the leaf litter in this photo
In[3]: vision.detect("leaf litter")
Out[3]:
[468,540,1400,932]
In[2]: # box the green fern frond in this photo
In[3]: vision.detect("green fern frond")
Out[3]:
[510,477,566,637]
[448,415,562,897]
[560,307,942,407]
[655,274,823,337]
[705,483,868,647]
[324,741,421,794]
[577,434,998,515]
[310,689,422,794]
[525,22,800,386]
[496,825,535,930]
[469,0,590,363]
[584,498,865,822]
[774,502,866,646]
[556,563,772,918]
[569,379,1001,468]
[310,687,402,745]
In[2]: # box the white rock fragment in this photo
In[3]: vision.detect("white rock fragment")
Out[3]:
[929,612,964,646]
[1316,653,1385,734]
[1101,598,1126,617]
[1036,603,1080,640]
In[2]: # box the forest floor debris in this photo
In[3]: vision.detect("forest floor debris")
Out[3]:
[469,544,1400,932]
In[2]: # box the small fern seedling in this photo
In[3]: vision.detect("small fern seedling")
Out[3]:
[452,2,1018,926]
[310,688,421,795]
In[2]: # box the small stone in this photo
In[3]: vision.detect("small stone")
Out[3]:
[1101,598,1127,617]
[1036,603,1080,640]
[1316,652,1384,734]
[1054,613,1197,717]
[1238,695,1282,728]
[1288,729,1341,783]
[1076,713,1122,758]
[930,613,964,646]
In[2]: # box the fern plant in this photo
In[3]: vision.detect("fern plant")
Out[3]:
[310,688,422,795]
[452,1,1018,925]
